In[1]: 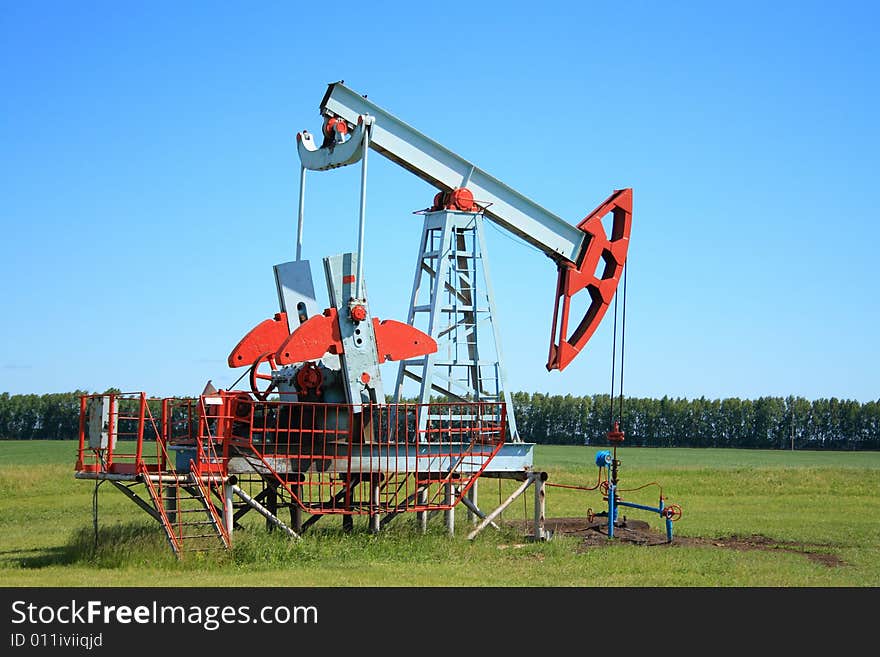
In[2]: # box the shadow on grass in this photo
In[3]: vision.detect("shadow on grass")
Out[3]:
[15,522,177,569]
[9,517,523,571]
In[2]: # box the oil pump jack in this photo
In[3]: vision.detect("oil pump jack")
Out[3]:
[75,81,634,557]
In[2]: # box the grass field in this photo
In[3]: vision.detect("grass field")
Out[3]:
[1,441,878,586]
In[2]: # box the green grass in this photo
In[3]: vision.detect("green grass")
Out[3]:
[1,441,878,586]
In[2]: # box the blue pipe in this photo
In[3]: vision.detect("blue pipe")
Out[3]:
[610,498,675,543]
[616,500,662,514]
[662,498,673,542]
[607,483,615,538]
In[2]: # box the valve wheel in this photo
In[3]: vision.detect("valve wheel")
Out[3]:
[249,352,279,401]
[663,504,683,522]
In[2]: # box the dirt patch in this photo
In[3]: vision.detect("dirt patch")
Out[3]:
[505,517,845,567]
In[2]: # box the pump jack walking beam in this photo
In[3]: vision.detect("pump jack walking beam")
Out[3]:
[302,82,584,262]
[298,81,632,372]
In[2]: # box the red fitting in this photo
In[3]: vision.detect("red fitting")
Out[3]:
[607,421,625,443]
[323,117,348,138]
[360,372,371,384]
[430,187,479,213]
[295,362,324,395]
[350,305,367,322]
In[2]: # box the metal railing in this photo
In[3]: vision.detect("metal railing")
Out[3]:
[225,397,506,516]
[76,392,506,520]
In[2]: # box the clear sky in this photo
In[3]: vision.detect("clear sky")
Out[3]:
[1,1,877,403]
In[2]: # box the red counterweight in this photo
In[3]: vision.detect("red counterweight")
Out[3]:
[547,188,632,372]
[229,305,438,401]
[227,312,290,368]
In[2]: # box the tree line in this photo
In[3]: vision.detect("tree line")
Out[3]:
[0,390,878,450]
[512,392,879,450]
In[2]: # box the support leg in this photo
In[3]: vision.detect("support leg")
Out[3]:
[290,485,303,534]
[370,476,381,534]
[417,488,427,534]
[223,482,234,537]
[266,484,278,533]
[533,473,547,541]
[468,475,535,540]
[444,482,454,536]
[457,485,499,530]
[467,480,478,525]
[231,485,299,539]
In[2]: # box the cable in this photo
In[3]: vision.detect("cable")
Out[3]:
[226,367,250,392]
[485,220,544,256]
[616,481,663,496]
[609,262,629,431]
[619,263,627,427]
[609,278,619,429]
[545,477,604,492]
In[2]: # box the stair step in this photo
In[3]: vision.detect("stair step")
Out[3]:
[190,547,229,552]
[178,533,224,540]
[160,493,206,500]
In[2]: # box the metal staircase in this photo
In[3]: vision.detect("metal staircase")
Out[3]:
[141,462,230,558]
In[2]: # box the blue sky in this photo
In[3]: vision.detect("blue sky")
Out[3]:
[1,1,877,402]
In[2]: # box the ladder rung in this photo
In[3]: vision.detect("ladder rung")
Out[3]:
[438,306,488,313]
[191,547,228,552]
[178,533,223,540]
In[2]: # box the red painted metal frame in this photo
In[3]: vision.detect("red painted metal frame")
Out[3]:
[547,188,633,372]
[75,392,161,475]
[75,393,232,554]
[76,392,505,519]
